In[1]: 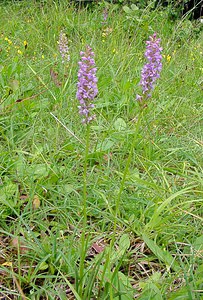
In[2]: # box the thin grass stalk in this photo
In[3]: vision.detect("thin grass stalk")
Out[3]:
[175,242,194,300]
[83,252,104,299]
[78,124,90,295]
[98,247,111,298]
[114,111,143,230]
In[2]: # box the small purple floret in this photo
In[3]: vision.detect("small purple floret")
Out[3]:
[58,31,70,63]
[137,33,162,103]
[102,8,108,25]
[76,46,98,124]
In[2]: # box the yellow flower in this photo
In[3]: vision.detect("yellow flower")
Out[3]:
[24,40,28,49]
[41,55,44,59]
[17,50,23,55]
[112,49,118,54]
[5,37,12,44]
[163,54,171,62]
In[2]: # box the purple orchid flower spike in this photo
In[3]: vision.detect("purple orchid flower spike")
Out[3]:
[76,46,98,124]
[137,33,162,105]
[58,31,70,63]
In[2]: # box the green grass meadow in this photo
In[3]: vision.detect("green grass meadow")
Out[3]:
[0,0,203,299]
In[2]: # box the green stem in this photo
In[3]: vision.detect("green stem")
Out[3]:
[79,124,90,296]
[114,111,143,230]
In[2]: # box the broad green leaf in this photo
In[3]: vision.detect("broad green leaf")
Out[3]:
[30,164,49,179]
[9,79,20,91]
[96,139,115,151]
[127,169,140,180]
[113,271,134,299]
[131,4,139,11]
[118,233,130,256]
[123,5,132,14]
[193,235,203,252]
[139,282,163,300]
[114,118,127,131]
[63,184,77,195]
[142,233,180,272]
[168,286,190,300]
[150,272,162,282]
[97,264,134,299]
[38,261,49,271]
